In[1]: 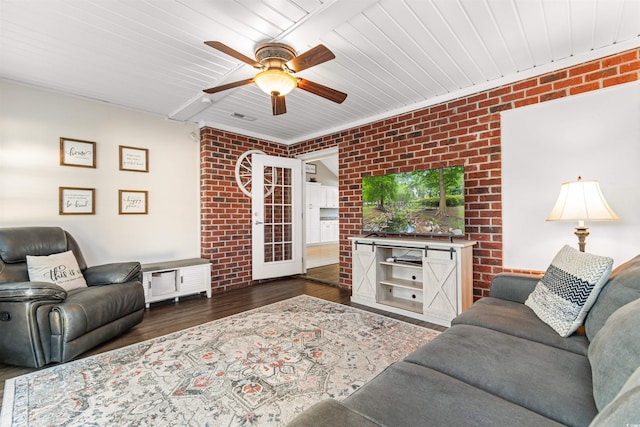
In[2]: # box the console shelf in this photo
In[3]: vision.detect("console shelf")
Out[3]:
[350,236,476,327]
[379,277,423,291]
[379,292,423,313]
[379,261,423,269]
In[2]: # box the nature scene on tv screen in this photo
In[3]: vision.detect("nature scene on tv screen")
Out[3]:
[362,166,465,236]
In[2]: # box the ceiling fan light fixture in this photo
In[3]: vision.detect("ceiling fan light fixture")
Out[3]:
[203,42,346,114]
[254,69,297,96]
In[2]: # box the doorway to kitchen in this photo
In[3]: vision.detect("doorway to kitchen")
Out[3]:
[298,147,339,285]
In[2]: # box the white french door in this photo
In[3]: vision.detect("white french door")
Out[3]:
[251,154,304,280]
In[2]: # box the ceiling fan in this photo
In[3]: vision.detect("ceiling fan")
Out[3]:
[203,41,347,116]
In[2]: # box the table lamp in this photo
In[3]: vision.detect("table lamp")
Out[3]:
[546,177,620,252]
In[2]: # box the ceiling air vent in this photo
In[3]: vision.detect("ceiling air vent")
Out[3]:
[231,112,256,121]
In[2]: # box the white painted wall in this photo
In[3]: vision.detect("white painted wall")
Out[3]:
[306,159,338,186]
[502,81,640,271]
[0,81,201,265]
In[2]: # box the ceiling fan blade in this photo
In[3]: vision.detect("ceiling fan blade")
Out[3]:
[272,94,287,115]
[204,41,262,68]
[297,79,347,104]
[286,44,335,72]
[203,78,254,94]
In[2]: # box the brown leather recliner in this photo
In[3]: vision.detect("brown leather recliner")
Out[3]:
[0,226,145,367]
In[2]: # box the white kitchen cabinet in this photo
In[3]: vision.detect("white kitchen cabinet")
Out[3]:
[322,186,339,208]
[306,182,321,244]
[306,182,339,244]
[306,206,321,244]
[306,182,323,207]
[320,220,339,242]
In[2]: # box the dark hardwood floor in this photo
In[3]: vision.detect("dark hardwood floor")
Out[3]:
[0,276,445,408]
[300,263,339,285]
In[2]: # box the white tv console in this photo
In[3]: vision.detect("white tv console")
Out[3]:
[350,236,476,327]
[141,258,212,309]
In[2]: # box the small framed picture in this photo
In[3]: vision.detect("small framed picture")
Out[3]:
[119,190,148,215]
[60,138,96,168]
[305,163,317,174]
[59,187,95,215]
[119,145,149,172]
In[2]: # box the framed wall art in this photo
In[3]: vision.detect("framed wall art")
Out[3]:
[60,137,96,168]
[59,187,95,215]
[305,163,317,174]
[119,190,148,214]
[119,145,149,172]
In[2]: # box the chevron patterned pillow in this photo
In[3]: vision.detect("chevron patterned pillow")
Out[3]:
[525,245,614,337]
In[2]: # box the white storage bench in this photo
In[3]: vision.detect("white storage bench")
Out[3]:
[141,258,212,309]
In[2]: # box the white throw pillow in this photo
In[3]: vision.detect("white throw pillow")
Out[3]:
[27,250,87,291]
[525,245,613,337]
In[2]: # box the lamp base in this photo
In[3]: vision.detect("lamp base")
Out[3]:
[574,226,590,252]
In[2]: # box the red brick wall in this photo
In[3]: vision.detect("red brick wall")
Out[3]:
[202,48,639,297]
[200,129,287,292]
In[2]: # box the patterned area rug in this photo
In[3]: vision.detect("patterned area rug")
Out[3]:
[1,295,439,426]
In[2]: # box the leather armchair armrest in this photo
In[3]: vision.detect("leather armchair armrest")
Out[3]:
[0,281,67,302]
[84,262,141,286]
[490,272,541,303]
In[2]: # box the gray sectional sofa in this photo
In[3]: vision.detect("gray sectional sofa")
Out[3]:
[288,254,640,427]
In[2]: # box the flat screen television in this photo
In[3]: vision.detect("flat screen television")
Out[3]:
[362,165,465,236]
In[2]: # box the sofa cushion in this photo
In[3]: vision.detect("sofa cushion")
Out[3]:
[489,273,540,303]
[49,282,144,341]
[452,297,589,355]
[585,254,640,341]
[27,250,87,291]
[524,245,613,337]
[287,399,382,427]
[404,324,597,426]
[0,227,68,263]
[83,262,141,286]
[590,366,640,427]
[0,282,66,302]
[340,361,564,427]
[588,298,640,411]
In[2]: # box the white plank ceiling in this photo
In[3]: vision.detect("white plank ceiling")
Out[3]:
[1,0,639,144]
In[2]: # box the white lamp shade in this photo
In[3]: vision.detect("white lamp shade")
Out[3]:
[546,179,620,222]
[254,70,298,96]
